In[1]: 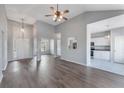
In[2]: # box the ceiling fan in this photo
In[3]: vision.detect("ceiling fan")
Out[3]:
[45,4,69,22]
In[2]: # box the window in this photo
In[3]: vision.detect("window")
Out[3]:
[41,39,49,52]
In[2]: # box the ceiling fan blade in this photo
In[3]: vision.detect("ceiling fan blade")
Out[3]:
[50,7,55,11]
[63,17,68,20]
[63,10,69,14]
[45,14,53,17]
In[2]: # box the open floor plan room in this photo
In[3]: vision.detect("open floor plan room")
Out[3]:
[1,4,124,88]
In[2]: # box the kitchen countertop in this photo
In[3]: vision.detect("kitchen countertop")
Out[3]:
[93,49,110,51]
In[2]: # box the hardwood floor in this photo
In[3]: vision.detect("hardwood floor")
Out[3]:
[1,55,124,88]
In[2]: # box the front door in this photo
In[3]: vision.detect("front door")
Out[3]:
[13,39,30,60]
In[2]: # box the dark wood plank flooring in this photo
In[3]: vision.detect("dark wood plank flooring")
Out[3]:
[1,55,124,88]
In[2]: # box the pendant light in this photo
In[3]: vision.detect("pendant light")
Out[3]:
[20,18,25,32]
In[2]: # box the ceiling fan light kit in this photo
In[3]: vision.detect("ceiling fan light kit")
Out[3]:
[45,4,69,22]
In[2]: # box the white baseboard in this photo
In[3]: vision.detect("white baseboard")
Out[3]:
[2,63,7,71]
[60,58,124,76]
[0,72,3,83]
[60,58,86,66]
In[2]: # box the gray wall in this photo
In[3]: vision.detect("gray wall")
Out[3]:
[84,10,124,24]
[35,21,55,60]
[7,19,34,61]
[55,10,124,65]
[8,18,56,62]
[55,14,86,65]
[0,5,8,80]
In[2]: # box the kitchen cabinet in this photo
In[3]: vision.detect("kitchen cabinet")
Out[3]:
[91,37,110,46]
[94,51,110,61]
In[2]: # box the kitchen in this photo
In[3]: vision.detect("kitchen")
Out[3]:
[87,14,124,75]
[91,31,111,62]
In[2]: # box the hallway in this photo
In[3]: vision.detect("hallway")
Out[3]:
[1,55,124,88]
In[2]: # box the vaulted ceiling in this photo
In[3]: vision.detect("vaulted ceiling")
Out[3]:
[5,4,124,26]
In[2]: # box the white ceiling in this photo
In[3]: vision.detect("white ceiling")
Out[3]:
[5,4,124,26]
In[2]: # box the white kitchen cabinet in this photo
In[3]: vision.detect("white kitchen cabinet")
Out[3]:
[94,51,110,61]
[92,37,110,46]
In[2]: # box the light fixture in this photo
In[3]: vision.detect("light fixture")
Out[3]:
[58,18,61,22]
[20,18,25,33]
[59,15,63,19]
[53,17,56,21]
[105,35,110,39]
[54,14,57,18]
[45,4,69,22]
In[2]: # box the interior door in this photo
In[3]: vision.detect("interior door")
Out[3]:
[114,36,124,63]
[13,39,30,60]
